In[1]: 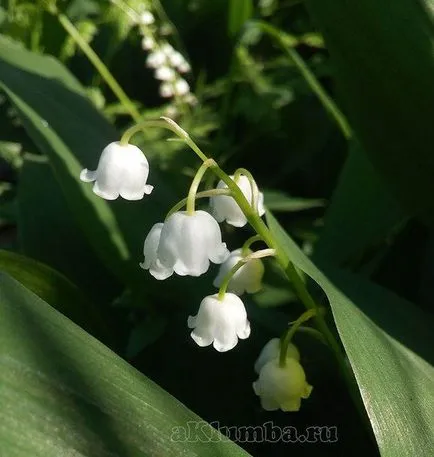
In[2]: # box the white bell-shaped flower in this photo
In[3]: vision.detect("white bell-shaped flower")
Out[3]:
[253,358,312,412]
[188,293,251,352]
[213,248,264,295]
[210,175,265,227]
[139,223,173,280]
[142,210,229,278]
[80,142,153,200]
[254,338,300,374]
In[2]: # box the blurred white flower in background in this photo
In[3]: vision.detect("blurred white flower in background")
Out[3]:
[146,50,167,69]
[139,10,155,25]
[174,78,190,96]
[141,36,155,51]
[113,0,196,109]
[159,82,174,98]
[155,66,176,81]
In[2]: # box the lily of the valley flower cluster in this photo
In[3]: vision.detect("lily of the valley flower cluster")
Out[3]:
[114,0,195,108]
[110,0,195,111]
[80,123,312,412]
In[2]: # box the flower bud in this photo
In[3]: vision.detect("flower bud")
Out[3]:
[139,11,155,25]
[155,66,176,81]
[174,79,190,96]
[177,61,191,73]
[167,50,187,69]
[141,36,156,51]
[159,82,174,98]
[146,51,167,69]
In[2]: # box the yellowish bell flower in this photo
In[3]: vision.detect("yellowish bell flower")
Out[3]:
[213,248,265,296]
[253,357,313,412]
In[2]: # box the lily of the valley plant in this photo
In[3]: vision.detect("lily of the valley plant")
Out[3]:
[80,117,336,412]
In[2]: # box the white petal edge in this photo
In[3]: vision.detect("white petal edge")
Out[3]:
[92,181,119,200]
[190,331,213,348]
[80,168,97,183]
[213,336,238,352]
[149,263,174,280]
[237,321,251,340]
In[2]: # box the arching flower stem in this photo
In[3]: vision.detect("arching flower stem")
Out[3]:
[166,189,230,219]
[279,309,318,367]
[122,116,363,421]
[119,119,184,147]
[241,234,263,256]
[186,159,217,215]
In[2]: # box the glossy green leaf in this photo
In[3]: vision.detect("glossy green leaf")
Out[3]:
[0,36,174,289]
[267,211,434,457]
[18,156,120,305]
[305,0,434,221]
[0,273,251,457]
[316,143,408,266]
[0,249,112,344]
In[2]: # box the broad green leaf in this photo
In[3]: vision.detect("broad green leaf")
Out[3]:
[316,143,408,266]
[305,0,434,221]
[18,156,120,306]
[0,249,112,344]
[0,36,174,289]
[228,0,253,37]
[0,273,251,457]
[267,211,434,457]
